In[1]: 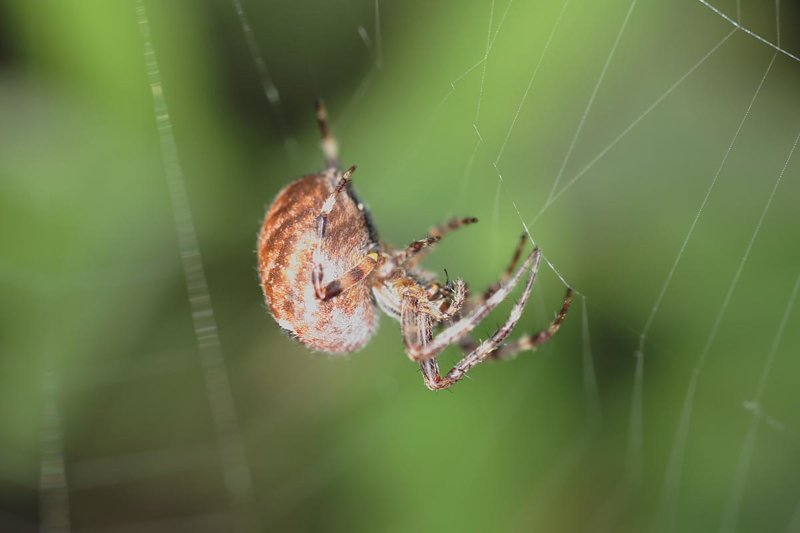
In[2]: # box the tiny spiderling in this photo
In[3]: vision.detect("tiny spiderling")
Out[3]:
[257,101,573,390]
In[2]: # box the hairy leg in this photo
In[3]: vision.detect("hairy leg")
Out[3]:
[315,99,339,170]
[417,254,540,390]
[458,287,574,360]
[403,248,541,362]
[403,216,478,267]
[311,166,378,299]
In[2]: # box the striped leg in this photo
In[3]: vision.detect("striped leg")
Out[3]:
[315,99,339,170]
[313,166,377,299]
[403,216,478,267]
[405,248,541,363]
[418,251,541,390]
[457,287,575,359]
[315,253,381,300]
[481,234,527,302]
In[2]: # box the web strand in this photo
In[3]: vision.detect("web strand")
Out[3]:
[135,2,260,531]
[475,0,495,127]
[39,366,70,533]
[697,0,800,63]
[413,0,514,203]
[230,0,298,162]
[459,0,497,186]
[656,53,792,533]
[494,0,570,167]
[456,0,510,206]
[231,0,280,105]
[581,296,602,420]
[545,0,638,203]
[528,29,736,227]
[476,0,576,289]
[719,142,800,533]
[629,46,777,486]
[374,0,383,69]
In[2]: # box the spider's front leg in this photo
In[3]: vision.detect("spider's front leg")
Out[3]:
[403,248,540,363]
[480,234,527,303]
[414,250,542,390]
[458,287,574,360]
[396,216,478,268]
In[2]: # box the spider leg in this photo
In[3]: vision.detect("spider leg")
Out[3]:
[490,288,573,359]
[424,278,467,322]
[427,216,479,239]
[417,253,540,390]
[480,234,527,303]
[392,235,441,265]
[312,166,378,299]
[403,216,478,267]
[315,99,339,170]
[314,252,381,300]
[403,248,541,362]
[458,287,574,359]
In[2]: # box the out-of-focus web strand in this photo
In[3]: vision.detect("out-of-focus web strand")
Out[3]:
[135,2,260,531]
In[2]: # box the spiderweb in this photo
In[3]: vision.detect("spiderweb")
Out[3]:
[1,0,798,531]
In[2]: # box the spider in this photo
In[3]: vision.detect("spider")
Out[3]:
[257,101,573,390]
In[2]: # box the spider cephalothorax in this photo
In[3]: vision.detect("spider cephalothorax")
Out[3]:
[257,101,573,390]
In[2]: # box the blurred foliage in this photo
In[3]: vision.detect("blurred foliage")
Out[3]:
[1,0,800,531]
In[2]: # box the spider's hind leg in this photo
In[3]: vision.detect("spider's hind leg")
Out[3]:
[315,99,339,169]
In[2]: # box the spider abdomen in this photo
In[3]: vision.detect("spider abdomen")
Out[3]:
[258,173,379,353]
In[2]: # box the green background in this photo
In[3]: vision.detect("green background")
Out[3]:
[1,0,799,531]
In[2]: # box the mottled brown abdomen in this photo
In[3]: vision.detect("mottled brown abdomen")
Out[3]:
[257,173,379,353]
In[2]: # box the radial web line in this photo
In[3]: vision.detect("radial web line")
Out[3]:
[545,0,638,203]
[478,0,579,290]
[656,53,786,533]
[509,302,603,527]
[581,296,602,419]
[488,0,569,249]
[374,0,383,68]
[328,0,387,133]
[135,3,260,531]
[528,29,736,227]
[510,297,603,530]
[494,0,570,167]
[231,0,279,104]
[628,49,777,486]
[719,139,800,533]
[333,69,377,134]
[456,0,509,206]
[409,0,513,191]
[697,0,800,63]
[449,0,511,92]
[230,0,297,162]
[447,0,511,92]
[39,365,70,532]
[474,0,495,127]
